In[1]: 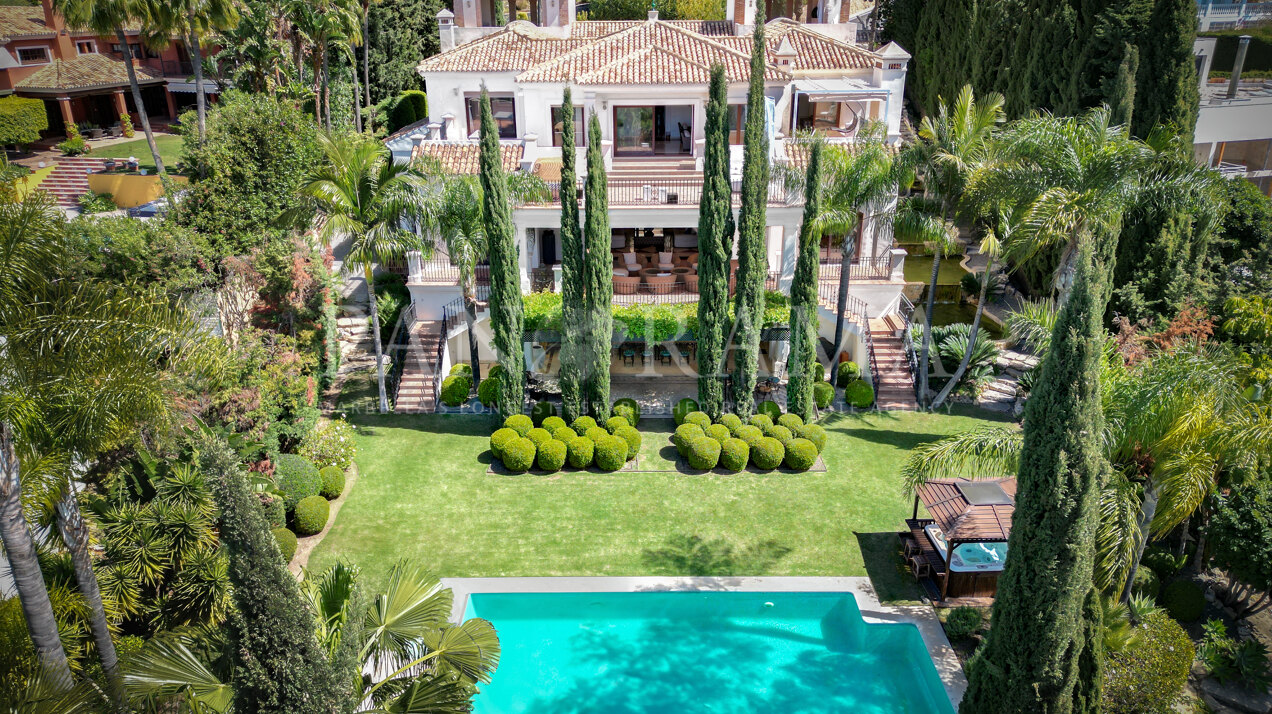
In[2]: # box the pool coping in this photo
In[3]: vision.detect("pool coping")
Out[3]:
[443,575,967,710]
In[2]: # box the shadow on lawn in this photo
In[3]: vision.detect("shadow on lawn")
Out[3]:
[641,534,793,576]
[856,531,924,604]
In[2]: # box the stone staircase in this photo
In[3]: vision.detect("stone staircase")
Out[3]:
[41,157,110,208]
[976,348,1039,413]
[870,314,919,411]
[393,320,445,414]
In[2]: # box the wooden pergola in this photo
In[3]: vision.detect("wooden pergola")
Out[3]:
[910,477,1016,600]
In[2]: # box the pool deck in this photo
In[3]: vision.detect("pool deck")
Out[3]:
[444,575,968,710]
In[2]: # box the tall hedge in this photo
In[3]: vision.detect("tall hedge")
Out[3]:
[583,111,613,417]
[1131,0,1199,138]
[559,88,584,422]
[0,96,48,148]
[731,14,770,419]
[961,242,1106,713]
[696,64,732,420]
[479,88,524,416]
[786,141,823,423]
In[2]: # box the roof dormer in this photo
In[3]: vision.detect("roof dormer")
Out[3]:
[774,36,796,70]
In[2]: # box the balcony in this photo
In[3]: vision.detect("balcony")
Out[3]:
[537,176,797,208]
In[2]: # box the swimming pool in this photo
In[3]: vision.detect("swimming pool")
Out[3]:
[462,589,956,713]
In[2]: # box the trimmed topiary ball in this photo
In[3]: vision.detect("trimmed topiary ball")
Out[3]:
[684,411,712,430]
[777,413,804,432]
[844,379,875,409]
[611,398,640,427]
[477,376,501,407]
[1131,567,1161,599]
[705,423,731,445]
[1159,580,1205,622]
[687,437,722,470]
[585,426,610,444]
[673,398,699,425]
[551,426,577,443]
[449,363,473,378]
[797,424,828,454]
[718,413,744,435]
[567,436,594,469]
[756,401,782,421]
[606,416,630,433]
[526,427,554,450]
[751,437,785,470]
[783,438,818,471]
[490,427,519,458]
[943,606,983,640]
[572,415,598,435]
[813,365,827,382]
[318,465,345,500]
[594,435,628,472]
[536,439,567,473]
[500,437,536,473]
[749,414,774,431]
[487,363,506,382]
[613,425,641,460]
[531,401,557,426]
[836,361,861,387]
[674,423,706,456]
[720,438,749,472]
[272,527,298,562]
[293,495,330,536]
[273,454,321,510]
[542,415,568,432]
[767,424,794,445]
[504,414,533,436]
[813,381,834,408]
[735,425,764,448]
[440,375,471,406]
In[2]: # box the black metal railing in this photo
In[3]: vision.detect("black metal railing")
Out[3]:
[386,302,416,408]
[410,259,491,287]
[817,256,894,281]
[538,177,794,207]
[432,304,449,408]
[899,293,920,402]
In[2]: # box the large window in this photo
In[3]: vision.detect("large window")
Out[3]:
[16,47,50,65]
[75,40,96,55]
[465,94,517,139]
[726,104,748,145]
[550,105,585,147]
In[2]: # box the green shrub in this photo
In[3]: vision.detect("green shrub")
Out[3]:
[542,415,567,432]
[293,495,330,536]
[844,379,875,408]
[572,415,598,435]
[1102,612,1194,714]
[1131,567,1161,599]
[751,437,785,470]
[767,424,794,445]
[783,438,818,471]
[272,527,298,562]
[836,361,862,386]
[536,439,567,472]
[749,414,774,431]
[273,454,321,510]
[673,398,699,424]
[449,363,473,377]
[735,425,764,448]
[777,413,804,432]
[526,427,554,450]
[490,427,519,458]
[1141,546,1185,581]
[594,435,628,472]
[0,95,48,147]
[705,423,731,445]
[796,423,828,453]
[943,607,983,640]
[687,437,722,470]
[756,401,782,421]
[505,414,534,436]
[813,381,834,408]
[606,416,630,433]
[684,411,712,429]
[567,436,594,468]
[720,438,749,472]
[0,596,37,700]
[440,375,471,406]
[613,425,641,460]
[487,363,506,382]
[1159,580,1205,622]
[718,413,743,435]
[1198,619,1270,690]
[531,400,557,425]
[78,190,117,214]
[478,376,501,407]
[318,466,345,500]
[674,423,706,456]
[58,135,89,156]
[611,398,641,427]
[297,419,357,470]
[551,426,577,442]
[261,495,285,528]
[813,364,826,381]
[501,437,536,473]
[585,426,610,443]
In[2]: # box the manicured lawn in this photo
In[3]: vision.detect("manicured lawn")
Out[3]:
[92,135,184,172]
[309,404,1012,603]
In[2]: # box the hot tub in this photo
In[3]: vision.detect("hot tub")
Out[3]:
[925,524,1007,573]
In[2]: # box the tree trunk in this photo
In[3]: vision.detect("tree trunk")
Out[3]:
[55,488,125,709]
[321,46,331,132]
[186,29,207,141]
[366,266,388,413]
[351,53,363,133]
[831,233,857,379]
[1119,482,1160,604]
[917,247,942,408]
[362,6,372,131]
[0,424,73,686]
[313,56,323,124]
[115,29,165,175]
[930,255,994,410]
[464,282,482,390]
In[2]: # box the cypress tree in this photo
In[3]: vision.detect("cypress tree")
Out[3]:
[583,111,612,417]
[786,140,823,423]
[558,88,584,423]
[731,15,770,419]
[479,88,525,417]
[696,64,731,420]
[960,241,1107,714]
[1131,0,1198,138]
[1108,44,1139,127]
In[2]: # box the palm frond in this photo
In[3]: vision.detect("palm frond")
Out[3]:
[900,427,1022,496]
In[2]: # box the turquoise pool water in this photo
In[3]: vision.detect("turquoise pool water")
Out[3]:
[464,591,954,714]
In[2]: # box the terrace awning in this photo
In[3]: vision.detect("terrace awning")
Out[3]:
[914,477,1016,543]
[791,78,890,103]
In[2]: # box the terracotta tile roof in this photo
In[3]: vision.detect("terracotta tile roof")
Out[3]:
[782,139,900,168]
[417,22,584,73]
[15,53,164,91]
[409,141,523,174]
[0,6,53,39]
[717,18,875,71]
[569,19,734,38]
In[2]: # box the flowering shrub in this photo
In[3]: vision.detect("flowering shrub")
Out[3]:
[298,419,357,471]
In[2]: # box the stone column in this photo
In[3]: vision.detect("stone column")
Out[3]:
[111,90,127,117]
[56,97,74,129]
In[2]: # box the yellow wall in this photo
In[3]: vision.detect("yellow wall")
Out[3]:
[86,173,188,208]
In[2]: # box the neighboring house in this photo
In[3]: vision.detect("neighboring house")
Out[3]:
[1195,0,1271,31]
[0,0,218,133]
[388,8,918,411]
[1193,36,1272,196]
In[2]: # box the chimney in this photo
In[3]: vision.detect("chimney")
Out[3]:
[41,0,75,59]
[774,36,797,69]
[648,8,659,20]
[1227,34,1251,99]
[437,8,457,52]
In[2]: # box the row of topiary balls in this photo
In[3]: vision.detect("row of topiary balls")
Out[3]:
[490,398,645,473]
[440,363,515,408]
[267,453,347,563]
[672,407,826,472]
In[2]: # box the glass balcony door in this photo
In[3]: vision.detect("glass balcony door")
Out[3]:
[614,106,654,156]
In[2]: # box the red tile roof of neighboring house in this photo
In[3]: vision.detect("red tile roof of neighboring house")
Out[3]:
[0,6,53,39]
[717,18,875,71]
[409,141,524,174]
[568,19,734,38]
[15,53,164,92]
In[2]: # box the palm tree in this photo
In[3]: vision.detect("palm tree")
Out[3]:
[54,0,168,174]
[298,132,431,413]
[894,195,958,407]
[435,174,488,388]
[152,0,239,141]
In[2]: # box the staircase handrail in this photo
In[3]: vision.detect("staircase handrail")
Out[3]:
[897,293,920,402]
[844,293,880,409]
[386,302,417,409]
